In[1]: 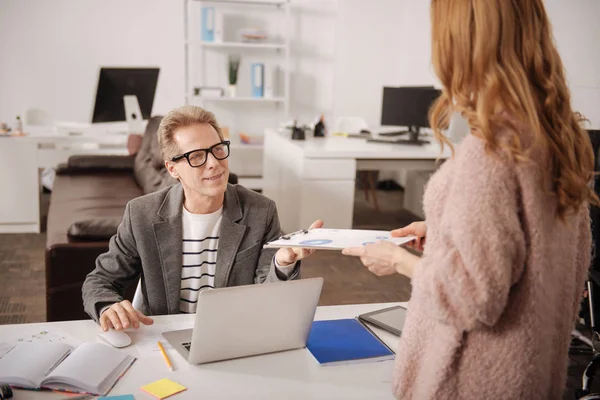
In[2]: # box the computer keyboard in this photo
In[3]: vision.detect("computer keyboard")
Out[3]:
[378,131,409,137]
[182,342,192,351]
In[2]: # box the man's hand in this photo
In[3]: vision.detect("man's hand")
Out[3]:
[100,300,154,332]
[275,220,324,266]
[392,221,427,252]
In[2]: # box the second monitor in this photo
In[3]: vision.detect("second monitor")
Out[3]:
[377,86,441,145]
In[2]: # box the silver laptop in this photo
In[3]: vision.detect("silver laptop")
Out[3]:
[162,277,323,364]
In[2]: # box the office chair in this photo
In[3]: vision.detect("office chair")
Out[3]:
[573,129,600,399]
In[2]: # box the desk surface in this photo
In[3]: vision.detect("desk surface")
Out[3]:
[4,126,130,145]
[266,129,452,160]
[3,302,405,399]
[10,126,264,150]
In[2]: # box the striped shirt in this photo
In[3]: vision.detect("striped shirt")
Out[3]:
[179,205,223,314]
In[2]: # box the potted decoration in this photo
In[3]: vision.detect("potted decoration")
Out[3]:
[228,55,241,97]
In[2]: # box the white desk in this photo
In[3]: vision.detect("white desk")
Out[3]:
[227,142,264,191]
[262,129,451,232]
[0,128,130,234]
[0,126,266,233]
[3,302,405,399]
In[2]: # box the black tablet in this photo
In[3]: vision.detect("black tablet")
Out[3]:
[358,305,408,336]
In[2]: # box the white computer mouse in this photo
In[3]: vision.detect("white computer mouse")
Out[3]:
[97,329,132,348]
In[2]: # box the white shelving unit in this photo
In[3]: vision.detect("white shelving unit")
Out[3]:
[184,0,291,191]
[183,0,291,119]
[195,96,286,103]
[190,40,287,51]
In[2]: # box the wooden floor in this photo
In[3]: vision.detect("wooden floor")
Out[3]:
[0,232,46,324]
[0,187,593,397]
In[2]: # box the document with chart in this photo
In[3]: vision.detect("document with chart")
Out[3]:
[264,228,416,250]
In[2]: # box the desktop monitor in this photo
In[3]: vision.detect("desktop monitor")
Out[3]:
[92,67,160,123]
[380,86,441,138]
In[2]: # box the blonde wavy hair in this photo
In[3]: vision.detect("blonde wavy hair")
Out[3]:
[429,0,597,219]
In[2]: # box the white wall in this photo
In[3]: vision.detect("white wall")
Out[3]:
[0,0,336,134]
[332,0,434,186]
[546,0,600,88]
[333,0,600,128]
[1,0,598,129]
[0,0,185,124]
[546,0,600,128]
[333,1,434,127]
[289,0,337,124]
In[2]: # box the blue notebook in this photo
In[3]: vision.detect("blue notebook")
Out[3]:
[306,319,395,366]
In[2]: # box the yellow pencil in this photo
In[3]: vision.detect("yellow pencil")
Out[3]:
[157,341,174,371]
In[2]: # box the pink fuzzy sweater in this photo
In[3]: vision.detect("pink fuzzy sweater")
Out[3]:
[393,134,591,399]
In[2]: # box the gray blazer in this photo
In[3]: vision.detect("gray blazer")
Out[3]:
[82,183,299,322]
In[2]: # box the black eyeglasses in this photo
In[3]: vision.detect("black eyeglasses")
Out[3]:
[171,141,231,168]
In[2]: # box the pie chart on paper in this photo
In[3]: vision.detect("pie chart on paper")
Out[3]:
[299,239,334,246]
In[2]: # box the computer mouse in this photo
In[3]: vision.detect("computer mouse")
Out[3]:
[360,129,371,135]
[97,329,132,348]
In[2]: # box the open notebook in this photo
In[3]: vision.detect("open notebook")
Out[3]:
[0,341,135,396]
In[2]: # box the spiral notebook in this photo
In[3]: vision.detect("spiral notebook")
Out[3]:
[0,341,136,396]
[264,228,415,250]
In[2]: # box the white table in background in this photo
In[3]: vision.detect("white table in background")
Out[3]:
[4,302,405,399]
[227,141,264,191]
[0,125,265,233]
[262,129,451,232]
[0,127,129,234]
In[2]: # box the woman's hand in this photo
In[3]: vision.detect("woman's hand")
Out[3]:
[342,240,420,278]
[392,221,427,252]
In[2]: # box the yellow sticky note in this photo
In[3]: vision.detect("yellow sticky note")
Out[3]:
[140,378,187,399]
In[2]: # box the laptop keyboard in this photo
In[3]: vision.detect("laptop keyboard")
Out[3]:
[182,342,192,351]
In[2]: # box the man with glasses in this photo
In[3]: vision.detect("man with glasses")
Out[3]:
[83,105,323,331]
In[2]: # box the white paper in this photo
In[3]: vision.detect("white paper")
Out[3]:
[3,327,82,347]
[43,342,133,393]
[0,343,14,359]
[265,228,416,250]
[129,320,194,358]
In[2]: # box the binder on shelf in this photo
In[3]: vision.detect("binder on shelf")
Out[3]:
[263,64,277,98]
[201,7,214,42]
[251,63,265,98]
[201,7,223,42]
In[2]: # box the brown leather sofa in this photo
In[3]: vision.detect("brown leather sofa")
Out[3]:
[45,116,237,321]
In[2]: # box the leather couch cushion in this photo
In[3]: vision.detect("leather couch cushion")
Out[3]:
[67,217,121,242]
[136,162,163,194]
[150,127,166,170]
[67,155,135,171]
[46,172,143,247]
[139,116,162,159]
[127,133,143,155]
[134,116,164,192]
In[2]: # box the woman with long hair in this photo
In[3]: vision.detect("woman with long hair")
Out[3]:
[343,1,596,398]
